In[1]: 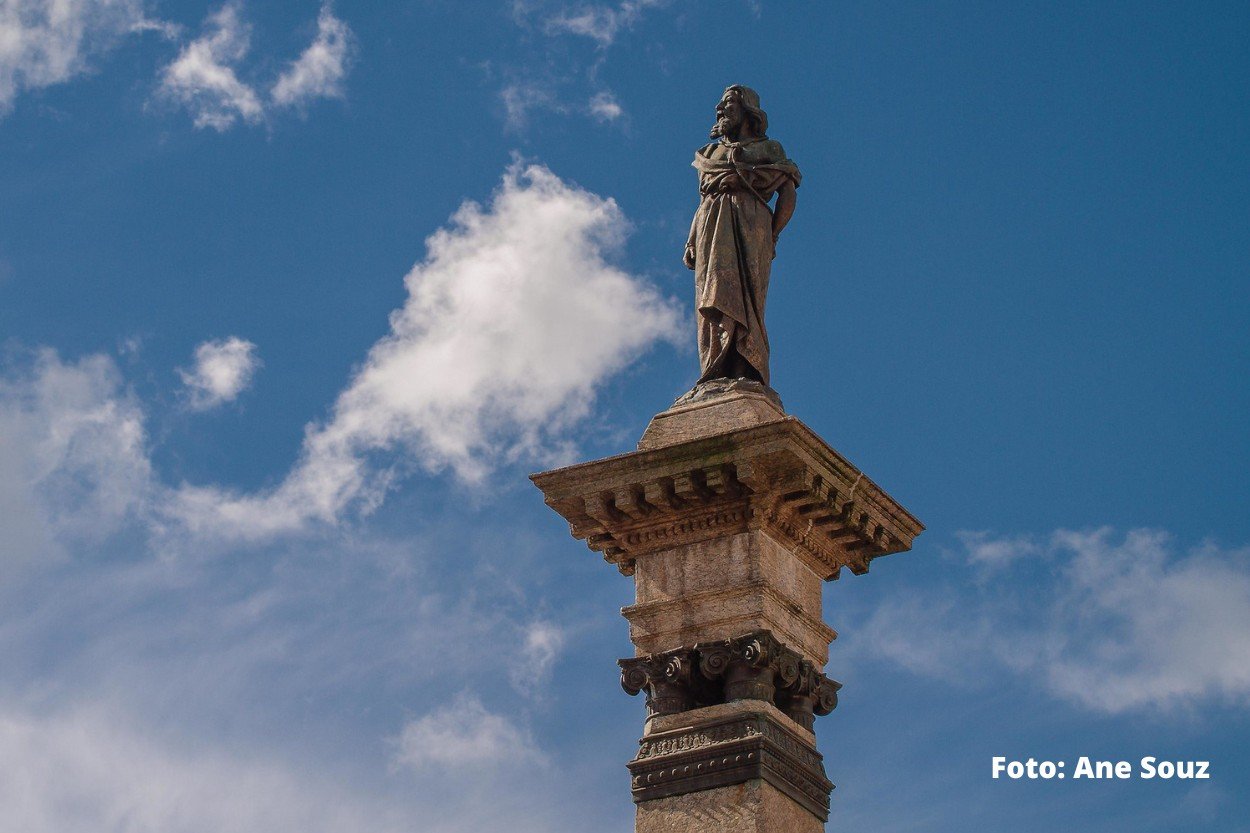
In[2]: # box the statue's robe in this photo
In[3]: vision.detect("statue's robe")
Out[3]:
[688,137,801,386]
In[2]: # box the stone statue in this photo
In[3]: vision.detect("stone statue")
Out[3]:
[684,85,800,389]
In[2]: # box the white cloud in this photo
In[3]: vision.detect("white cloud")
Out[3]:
[503,2,662,132]
[543,0,663,46]
[156,2,262,131]
[0,549,615,832]
[1040,529,1250,712]
[587,90,621,121]
[855,528,1250,714]
[0,704,404,833]
[955,529,1040,569]
[0,350,151,566]
[159,161,681,544]
[319,161,680,478]
[392,694,542,771]
[509,621,566,694]
[0,0,173,117]
[157,2,354,130]
[271,3,353,109]
[500,81,562,131]
[178,336,261,410]
[0,164,679,550]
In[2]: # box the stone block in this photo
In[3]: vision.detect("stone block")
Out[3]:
[639,386,786,451]
[635,780,825,833]
[631,700,831,828]
[626,529,832,665]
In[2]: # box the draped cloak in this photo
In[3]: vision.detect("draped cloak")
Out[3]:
[687,138,801,386]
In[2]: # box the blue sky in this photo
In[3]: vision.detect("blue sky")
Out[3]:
[1,1,1248,830]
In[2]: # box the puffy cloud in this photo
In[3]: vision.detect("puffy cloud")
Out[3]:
[0,0,172,117]
[587,90,621,122]
[855,528,1250,714]
[156,2,262,131]
[0,350,151,565]
[392,694,543,771]
[0,164,678,549]
[270,3,353,109]
[178,336,261,410]
[321,161,680,477]
[160,162,681,543]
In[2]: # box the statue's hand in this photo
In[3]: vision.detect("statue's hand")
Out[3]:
[683,244,696,270]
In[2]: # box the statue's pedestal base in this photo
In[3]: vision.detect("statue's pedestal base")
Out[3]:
[640,381,785,451]
[532,386,923,832]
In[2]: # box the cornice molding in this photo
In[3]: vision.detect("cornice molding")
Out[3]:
[531,417,923,579]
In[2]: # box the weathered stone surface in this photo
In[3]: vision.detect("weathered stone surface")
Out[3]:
[531,382,923,832]
[639,385,785,451]
[531,413,924,582]
[619,630,840,732]
[672,378,784,410]
[645,699,810,742]
[629,700,832,825]
[684,85,800,388]
[626,529,833,665]
[636,780,823,833]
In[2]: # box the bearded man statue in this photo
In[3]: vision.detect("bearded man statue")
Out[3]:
[683,85,800,389]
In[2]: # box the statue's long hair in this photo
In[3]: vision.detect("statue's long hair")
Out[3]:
[722,84,768,137]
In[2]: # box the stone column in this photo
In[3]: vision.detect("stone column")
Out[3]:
[532,385,922,832]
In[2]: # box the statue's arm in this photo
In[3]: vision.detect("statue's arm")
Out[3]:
[683,207,698,270]
[772,180,797,244]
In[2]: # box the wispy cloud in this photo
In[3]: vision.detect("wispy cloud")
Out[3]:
[0,536,615,833]
[499,1,670,131]
[1,1,352,127]
[542,0,665,47]
[156,1,262,130]
[0,350,151,566]
[0,0,175,117]
[0,496,597,830]
[271,3,354,109]
[587,90,622,122]
[854,528,1250,714]
[500,81,563,131]
[509,621,567,694]
[157,1,353,131]
[955,529,1041,570]
[178,337,261,410]
[392,694,544,771]
[0,704,404,833]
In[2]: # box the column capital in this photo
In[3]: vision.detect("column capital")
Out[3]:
[619,629,841,732]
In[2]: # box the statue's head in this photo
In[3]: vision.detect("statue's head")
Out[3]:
[711,85,768,141]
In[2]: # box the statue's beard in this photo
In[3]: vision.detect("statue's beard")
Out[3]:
[710,116,734,139]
